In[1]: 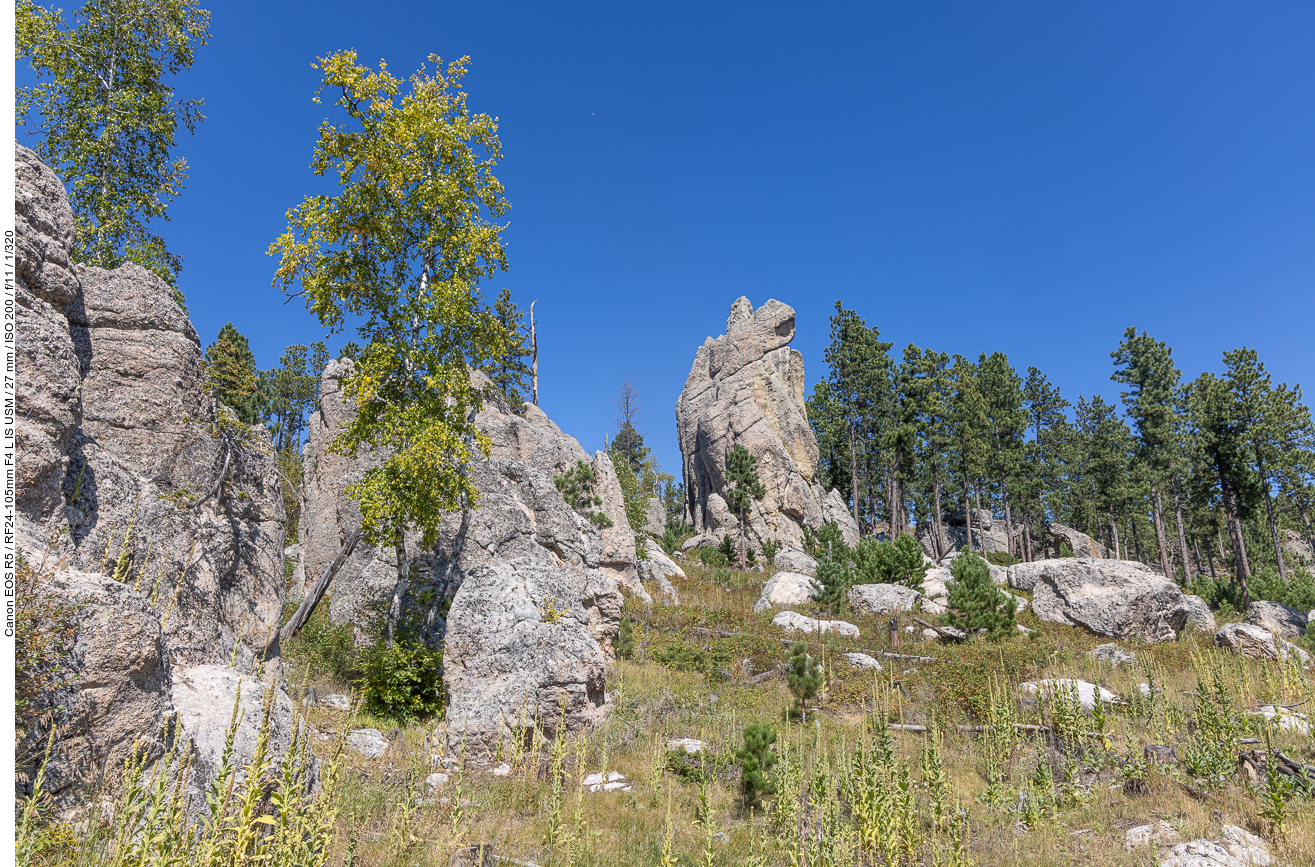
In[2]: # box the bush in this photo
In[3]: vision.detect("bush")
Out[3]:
[985,551,1020,568]
[651,641,733,679]
[852,533,927,592]
[698,546,729,568]
[946,552,1017,641]
[616,616,635,660]
[785,642,822,721]
[283,604,360,685]
[803,521,850,561]
[357,637,444,719]
[554,460,614,529]
[760,539,780,564]
[815,555,852,612]
[15,552,83,725]
[736,723,778,808]
[718,534,736,563]
[660,520,696,555]
[1188,567,1315,615]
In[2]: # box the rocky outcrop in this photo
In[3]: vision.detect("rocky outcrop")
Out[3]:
[1048,523,1110,559]
[637,539,683,603]
[1281,528,1313,565]
[1018,558,1214,642]
[299,362,630,759]
[1159,824,1272,867]
[675,297,858,549]
[916,511,1020,558]
[1215,622,1311,666]
[16,143,288,670]
[848,583,920,616]
[1244,600,1307,639]
[15,144,299,810]
[773,547,818,576]
[753,572,820,612]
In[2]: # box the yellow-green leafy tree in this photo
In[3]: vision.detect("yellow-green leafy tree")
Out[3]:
[270,50,513,643]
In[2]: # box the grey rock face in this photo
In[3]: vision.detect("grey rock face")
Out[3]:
[1090,643,1138,668]
[16,144,287,669]
[300,364,628,760]
[1281,528,1312,565]
[643,497,666,536]
[1047,523,1111,559]
[848,583,921,616]
[1244,600,1307,639]
[1159,824,1271,867]
[637,539,683,602]
[1026,558,1211,642]
[771,610,859,638]
[1215,622,1311,666]
[675,297,858,549]
[916,521,1017,558]
[773,547,818,576]
[753,571,820,612]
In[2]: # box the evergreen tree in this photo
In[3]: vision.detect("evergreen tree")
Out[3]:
[725,443,766,568]
[1112,328,1182,580]
[482,288,534,407]
[978,351,1027,558]
[946,552,1017,640]
[949,356,990,551]
[203,322,260,424]
[1022,367,1069,559]
[852,534,928,593]
[259,341,329,452]
[1072,396,1134,557]
[903,345,954,558]
[736,723,778,809]
[785,642,822,722]
[17,0,211,283]
[814,554,852,612]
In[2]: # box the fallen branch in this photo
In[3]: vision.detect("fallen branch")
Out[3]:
[912,616,965,643]
[279,527,362,644]
[190,436,232,510]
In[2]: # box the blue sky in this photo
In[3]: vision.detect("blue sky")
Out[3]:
[18,1,1315,476]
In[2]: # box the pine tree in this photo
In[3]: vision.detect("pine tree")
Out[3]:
[946,551,1017,640]
[949,356,990,551]
[1022,367,1069,560]
[203,322,260,424]
[725,443,766,568]
[785,642,822,722]
[977,351,1027,558]
[736,723,778,809]
[852,534,928,593]
[483,288,534,407]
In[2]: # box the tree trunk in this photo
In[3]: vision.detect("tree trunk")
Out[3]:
[1108,506,1121,560]
[1022,521,1033,562]
[530,300,539,406]
[1150,486,1174,580]
[999,471,1015,559]
[932,461,946,559]
[279,527,363,644]
[1222,485,1251,606]
[1261,474,1286,581]
[1171,477,1192,583]
[1130,506,1144,564]
[849,421,860,530]
[385,530,410,646]
[965,480,975,554]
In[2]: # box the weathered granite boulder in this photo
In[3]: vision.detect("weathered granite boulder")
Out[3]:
[772,610,860,638]
[753,571,820,612]
[916,518,1018,558]
[299,362,629,759]
[1048,523,1111,559]
[1090,643,1138,668]
[842,652,882,671]
[16,143,288,670]
[1282,528,1313,566]
[1244,600,1307,639]
[1023,558,1213,642]
[1159,824,1272,867]
[643,496,666,536]
[675,297,859,549]
[773,547,818,576]
[848,583,921,616]
[1215,622,1311,666]
[638,539,683,603]
[948,506,994,531]
[1018,679,1119,712]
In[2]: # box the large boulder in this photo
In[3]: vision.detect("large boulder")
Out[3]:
[1244,600,1307,640]
[1215,622,1311,666]
[1048,523,1111,559]
[16,143,287,671]
[848,583,921,616]
[771,610,860,638]
[916,519,1018,558]
[753,571,820,612]
[1023,558,1214,642]
[675,297,859,549]
[299,363,628,759]
[637,539,683,603]
[774,547,818,576]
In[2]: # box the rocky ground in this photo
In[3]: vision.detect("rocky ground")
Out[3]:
[268,558,1314,867]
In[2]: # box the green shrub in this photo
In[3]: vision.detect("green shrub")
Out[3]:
[946,552,1017,641]
[851,533,927,592]
[698,546,729,568]
[986,551,1020,567]
[554,460,614,529]
[736,723,778,808]
[357,637,444,719]
[785,642,822,721]
[718,534,736,563]
[815,556,852,612]
[803,521,850,561]
[651,641,733,679]
[660,520,696,555]
[616,616,635,660]
[760,539,780,564]
[283,604,359,685]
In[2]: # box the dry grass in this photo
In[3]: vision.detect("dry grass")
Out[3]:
[19,560,1315,866]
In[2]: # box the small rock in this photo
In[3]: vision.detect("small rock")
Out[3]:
[1159,824,1271,867]
[347,728,390,759]
[842,652,882,671]
[921,628,940,640]
[1125,821,1181,849]
[771,610,859,638]
[425,772,450,789]
[712,831,730,844]
[1216,622,1312,666]
[774,547,819,576]
[605,771,624,782]
[1144,744,1178,765]
[1091,643,1138,668]
[601,781,631,792]
[321,694,352,711]
[1016,623,1034,635]
[667,738,706,754]
[582,773,605,788]
[1256,704,1311,734]
[491,762,511,777]
[1018,679,1119,712]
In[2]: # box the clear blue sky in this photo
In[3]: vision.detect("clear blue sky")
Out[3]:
[20,2,1315,476]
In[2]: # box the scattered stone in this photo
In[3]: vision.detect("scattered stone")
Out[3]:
[848,582,921,616]
[753,572,821,612]
[347,729,390,759]
[1244,600,1308,640]
[1091,643,1138,668]
[774,547,819,576]
[1017,679,1119,712]
[491,763,511,777]
[1215,622,1312,666]
[842,652,882,671]
[771,610,860,638]
[1125,821,1182,849]
[1158,824,1271,867]
[712,831,730,844]
[667,738,707,754]
[1016,623,1035,635]
[681,533,718,552]
[583,770,632,793]
[922,628,941,641]
[425,772,450,789]
[320,694,352,711]
[1144,744,1178,765]
[1256,705,1310,734]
